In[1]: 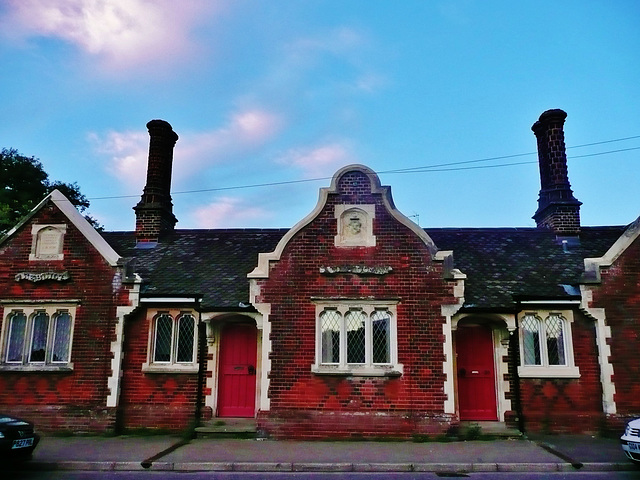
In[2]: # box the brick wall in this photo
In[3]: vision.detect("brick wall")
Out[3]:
[256,169,459,439]
[589,234,640,432]
[117,309,201,432]
[0,200,125,433]
[518,310,605,434]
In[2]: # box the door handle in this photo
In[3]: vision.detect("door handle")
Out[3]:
[248,365,256,375]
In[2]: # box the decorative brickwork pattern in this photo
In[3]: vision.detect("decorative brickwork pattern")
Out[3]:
[134,120,179,243]
[0,200,128,433]
[532,109,582,234]
[117,309,203,432]
[255,168,460,439]
[588,234,640,432]
[518,311,605,434]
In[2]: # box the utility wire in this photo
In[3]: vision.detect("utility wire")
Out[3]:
[89,136,640,201]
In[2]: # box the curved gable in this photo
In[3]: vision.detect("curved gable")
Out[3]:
[248,164,438,279]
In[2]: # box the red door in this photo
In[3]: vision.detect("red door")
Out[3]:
[456,325,498,420]
[218,323,257,417]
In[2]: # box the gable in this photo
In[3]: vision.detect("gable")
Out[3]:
[249,164,438,279]
[1,189,120,267]
[584,216,640,283]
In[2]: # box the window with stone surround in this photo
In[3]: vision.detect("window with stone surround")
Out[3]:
[1,305,75,370]
[518,310,580,378]
[312,301,402,376]
[143,310,197,373]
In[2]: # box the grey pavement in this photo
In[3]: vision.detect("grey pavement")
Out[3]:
[15,433,638,473]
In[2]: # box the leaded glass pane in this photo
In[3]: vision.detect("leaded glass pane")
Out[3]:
[29,311,49,362]
[320,309,341,364]
[52,312,72,363]
[521,314,542,366]
[346,310,366,364]
[176,314,195,363]
[6,311,26,363]
[154,314,173,362]
[545,314,566,365]
[371,310,391,364]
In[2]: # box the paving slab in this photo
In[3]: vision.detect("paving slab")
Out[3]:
[162,438,561,464]
[31,435,181,463]
[16,433,638,473]
[527,434,626,464]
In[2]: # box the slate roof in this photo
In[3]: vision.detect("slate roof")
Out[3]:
[103,229,286,310]
[102,225,626,312]
[427,226,625,310]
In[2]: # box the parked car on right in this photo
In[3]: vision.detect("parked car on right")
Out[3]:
[621,418,640,466]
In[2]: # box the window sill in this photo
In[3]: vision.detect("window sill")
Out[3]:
[142,362,198,374]
[0,363,74,372]
[312,364,403,377]
[518,365,580,378]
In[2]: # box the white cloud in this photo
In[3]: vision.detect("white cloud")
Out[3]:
[278,142,356,178]
[3,0,217,70]
[286,26,365,60]
[190,196,267,228]
[89,129,148,190]
[174,109,283,179]
[91,108,283,187]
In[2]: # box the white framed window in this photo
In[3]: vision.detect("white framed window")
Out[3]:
[1,304,75,370]
[143,310,198,373]
[518,310,580,378]
[312,301,402,376]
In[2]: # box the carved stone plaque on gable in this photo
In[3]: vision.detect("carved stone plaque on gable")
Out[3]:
[30,224,67,261]
[334,204,376,247]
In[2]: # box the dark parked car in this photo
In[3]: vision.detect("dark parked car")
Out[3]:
[0,414,40,460]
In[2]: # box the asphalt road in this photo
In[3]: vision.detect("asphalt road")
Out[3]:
[8,470,640,480]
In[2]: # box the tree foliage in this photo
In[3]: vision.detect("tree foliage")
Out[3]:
[0,148,101,234]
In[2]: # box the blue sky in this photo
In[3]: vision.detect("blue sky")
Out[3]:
[1,1,639,231]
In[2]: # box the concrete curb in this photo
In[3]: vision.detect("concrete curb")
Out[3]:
[18,460,638,472]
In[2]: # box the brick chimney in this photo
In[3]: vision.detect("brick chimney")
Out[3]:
[134,120,179,244]
[532,109,582,234]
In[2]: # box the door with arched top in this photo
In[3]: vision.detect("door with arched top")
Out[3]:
[217,323,257,417]
[456,324,498,420]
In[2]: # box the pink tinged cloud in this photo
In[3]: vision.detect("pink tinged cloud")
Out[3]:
[174,109,283,177]
[278,143,356,178]
[4,0,217,70]
[89,129,149,190]
[92,108,283,187]
[190,197,267,229]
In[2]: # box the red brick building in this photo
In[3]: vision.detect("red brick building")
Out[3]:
[1,110,638,438]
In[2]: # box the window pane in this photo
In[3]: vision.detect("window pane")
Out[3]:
[521,314,541,366]
[154,314,173,362]
[346,310,366,364]
[176,314,195,363]
[371,310,391,364]
[545,314,567,365]
[6,312,27,363]
[29,312,49,362]
[52,312,72,363]
[320,310,341,364]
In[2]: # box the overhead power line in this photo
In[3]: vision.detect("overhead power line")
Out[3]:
[89,136,640,201]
